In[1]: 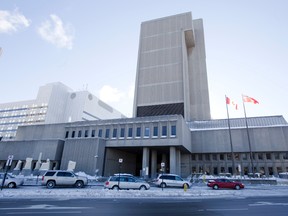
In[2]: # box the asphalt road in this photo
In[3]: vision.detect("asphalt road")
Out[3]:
[1,196,288,216]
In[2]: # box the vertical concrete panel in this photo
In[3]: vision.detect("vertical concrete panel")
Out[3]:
[142,147,150,178]
[151,149,157,178]
[170,146,176,174]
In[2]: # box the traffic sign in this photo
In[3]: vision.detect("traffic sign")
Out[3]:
[6,155,13,166]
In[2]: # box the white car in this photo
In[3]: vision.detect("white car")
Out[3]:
[41,170,88,189]
[104,175,150,190]
[0,173,24,188]
[154,174,192,188]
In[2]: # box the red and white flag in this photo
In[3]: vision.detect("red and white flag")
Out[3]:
[226,96,238,110]
[242,95,259,104]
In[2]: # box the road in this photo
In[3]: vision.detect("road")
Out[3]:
[1,196,288,216]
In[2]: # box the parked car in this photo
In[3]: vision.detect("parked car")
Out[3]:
[41,170,88,189]
[104,175,150,190]
[154,174,192,188]
[207,178,245,190]
[0,172,24,188]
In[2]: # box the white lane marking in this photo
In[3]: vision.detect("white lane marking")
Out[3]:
[206,208,248,211]
[0,204,92,210]
[249,202,288,206]
[7,211,82,214]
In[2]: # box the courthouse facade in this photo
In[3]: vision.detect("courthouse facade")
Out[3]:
[0,12,287,177]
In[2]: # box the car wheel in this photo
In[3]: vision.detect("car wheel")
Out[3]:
[75,180,84,188]
[183,183,189,189]
[213,184,219,190]
[112,185,119,190]
[139,185,147,190]
[160,182,166,188]
[235,185,241,190]
[7,182,16,188]
[46,180,56,189]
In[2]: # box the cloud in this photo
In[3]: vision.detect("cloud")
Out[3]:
[37,14,74,49]
[99,85,125,103]
[0,9,30,33]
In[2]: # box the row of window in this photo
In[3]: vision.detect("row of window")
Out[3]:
[0,110,47,119]
[191,152,288,161]
[65,125,177,139]
[0,103,48,112]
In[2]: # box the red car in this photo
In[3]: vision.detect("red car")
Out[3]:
[207,178,245,190]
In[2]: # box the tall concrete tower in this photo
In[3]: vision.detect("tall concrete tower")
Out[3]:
[133,12,211,121]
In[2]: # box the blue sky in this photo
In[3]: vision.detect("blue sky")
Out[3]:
[1,0,288,120]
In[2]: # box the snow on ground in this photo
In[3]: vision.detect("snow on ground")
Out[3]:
[1,174,288,199]
[1,184,288,200]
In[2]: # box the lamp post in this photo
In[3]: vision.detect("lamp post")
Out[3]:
[118,158,123,189]
[161,162,165,191]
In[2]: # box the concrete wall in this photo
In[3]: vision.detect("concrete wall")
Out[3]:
[0,139,64,171]
[60,138,106,175]
[15,123,67,140]
[188,19,211,120]
[191,126,288,153]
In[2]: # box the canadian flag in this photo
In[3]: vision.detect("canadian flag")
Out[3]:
[242,95,259,104]
[226,96,238,110]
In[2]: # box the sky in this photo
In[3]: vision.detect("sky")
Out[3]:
[0,0,287,120]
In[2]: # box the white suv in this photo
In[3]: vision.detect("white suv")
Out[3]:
[154,174,191,188]
[41,170,88,189]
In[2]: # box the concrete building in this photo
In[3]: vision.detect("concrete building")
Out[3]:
[0,12,287,178]
[0,115,287,177]
[133,12,210,121]
[0,82,125,141]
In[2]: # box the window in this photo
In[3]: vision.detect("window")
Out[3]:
[153,126,158,137]
[128,127,133,138]
[78,130,82,138]
[274,153,280,160]
[258,153,263,160]
[84,130,89,137]
[91,129,95,137]
[120,128,125,138]
[71,131,75,138]
[105,129,110,138]
[171,125,176,137]
[283,152,288,160]
[112,128,117,138]
[65,131,69,138]
[212,154,217,160]
[161,125,167,137]
[266,153,271,160]
[136,127,141,137]
[144,127,150,137]
[220,154,224,160]
[98,129,103,138]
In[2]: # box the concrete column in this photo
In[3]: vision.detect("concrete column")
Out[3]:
[142,147,150,178]
[170,147,177,174]
[151,150,157,178]
[176,149,181,175]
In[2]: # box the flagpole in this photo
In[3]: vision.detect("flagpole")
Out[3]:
[225,95,235,176]
[242,94,255,177]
